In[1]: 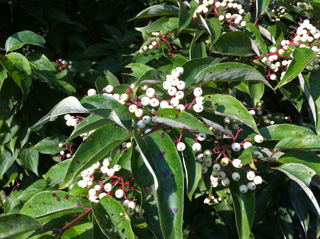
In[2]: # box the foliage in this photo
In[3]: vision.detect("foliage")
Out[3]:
[1,0,320,238]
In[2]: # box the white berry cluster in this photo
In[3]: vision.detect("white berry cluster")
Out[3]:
[270,6,287,22]
[203,194,222,205]
[56,59,72,71]
[139,32,175,54]
[261,20,320,81]
[21,45,35,57]
[78,161,102,191]
[248,101,275,126]
[64,114,78,127]
[58,143,72,159]
[193,0,247,27]
[122,199,141,216]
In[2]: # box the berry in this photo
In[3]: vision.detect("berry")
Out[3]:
[197,133,206,141]
[146,88,155,98]
[247,182,256,190]
[247,171,256,180]
[243,142,252,149]
[170,97,180,107]
[202,166,208,174]
[223,117,230,124]
[177,81,186,90]
[231,142,241,152]
[88,189,97,197]
[232,172,240,181]
[196,96,205,105]
[232,159,242,168]
[220,157,229,166]
[204,157,212,167]
[203,149,212,158]
[115,189,124,198]
[103,158,111,166]
[177,142,186,151]
[113,164,121,172]
[168,87,177,96]
[193,104,204,113]
[176,104,185,112]
[104,183,113,192]
[129,105,138,113]
[160,101,169,109]
[213,163,221,171]
[150,98,160,107]
[175,91,184,100]
[137,120,146,129]
[126,142,132,148]
[253,175,263,185]
[107,168,115,177]
[193,87,203,97]
[128,201,136,210]
[135,109,144,118]
[197,153,204,161]
[141,97,151,106]
[120,94,129,102]
[87,89,97,96]
[221,178,230,186]
[99,193,107,199]
[163,81,171,90]
[192,142,202,152]
[219,171,226,179]
[239,185,248,193]
[254,135,264,143]
[105,85,114,93]
[142,115,151,124]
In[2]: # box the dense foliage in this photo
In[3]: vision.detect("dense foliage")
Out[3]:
[1,0,320,238]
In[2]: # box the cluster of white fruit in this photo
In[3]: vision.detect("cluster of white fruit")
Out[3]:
[203,194,222,205]
[270,5,287,22]
[57,59,72,70]
[58,143,72,158]
[21,45,35,57]
[139,32,175,54]
[261,20,320,81]
[64,114,79,127]
[193,0,247,27]
[77,161,102,191]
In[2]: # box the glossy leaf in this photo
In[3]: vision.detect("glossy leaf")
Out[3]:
[205,17,221,48]
[60,124,130,189]
[0,149,18,180]
[189,33,207,59]
[239,146,261,165]
[249,82,265,107]
[68,114,113,141]
[32,96,90,128]
[17,179,47,201]
[256,0,271,18]
[245,22,267,55]
[34,135,68,154]
[62,222,93,239]
[133,130,184,239]
[135,17,169,34]
[177,0,198,33]
[275,135,320,151]
[212,32,253,56]
[5,30,45,52]
[194,62,273,89]
[307,71,320,135]
[275,48,317,89]
[81,95,133,131]
[20,191,84,218]
[278,151,320,175]
[133,69,164,97]
[91,196,135,239]
[0,52,32,104]
[153,108,213,134]
[43,159,71,186]
[0,214,41,238]
[229,179,255,239]
[133,5,179,20]
[19,148,39,176]
[259,124,315,140]
[276,163,316,185]
[105,70,120,86]
[205,94,259,133]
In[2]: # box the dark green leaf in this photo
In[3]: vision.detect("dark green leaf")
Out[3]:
[17,179,47,201]
[239,146,261,165]
[43,159,71,186]
[153,108,213,134]
[60,124,130,189]
[245,23,267,55]
[275,135,320,151]
[19,148,39,175]
[135,17,169,34]
[206,17,221,48]
[0,149,18,180]
[275,48,317,89]
[259,124,315,140]
[212,32,253,57]
[132,5,179,20]
[62,222,93,239]
[133,69,165,97]
[91,196,135,239]
[276,163,316,185]
[34,135,68,154]
[177,0,198,33]
[256,0,271,18]
[190,34,207,59]
[5,30,45,52]
[0,214,41,239]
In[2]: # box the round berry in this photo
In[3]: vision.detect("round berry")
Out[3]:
[231,142,241,152]
[99,193,107,199]
[253,175,263,185]
[171,69,180,78]
[135,109,144,118]
[196,153,204,161]
[203,149,212,158]
[129,104,138,113]
[247,182,256,190]
[175,91,184,100]
[160,101,169,109]
[254,135,264,143]
[213,163,221,171]
[113,164,121,172]
[223,117,230,124]
[107,168,115,177]
[105,85,114,93]
[177,142,186,151]
[193,87,203,97]
[141,97,151,106]
[204,157,212,167]
[168,87,177,96]
[247,171,256,180]
[103,158,111,166]
[176,104,185,112]
[193,104,204,113]
[197,133,206,141]
[220,157,229,166]
[146,88,156,98]
[232,172,240,181]
[192,142,202,152]
[170,97,180,107]
[88,189,97,197]
[87,89,97,96]
[113,94,120,101]
[101,165,108,174]
[202,166,208,174]
[176,66,184,75]
[196,96,205,105]
[243,142,252,149]
[128,201,136,210]
[142,115,151,124]
[221,178,230,187]
[232,159,242,168]
[163,81,171,90]
[137,120,146,129]
[219,171,226,179]
[120,93,129,102]
[150,98,160,107]
[115,189,124,198]
[239,184,248,193]
[177,81,186,90]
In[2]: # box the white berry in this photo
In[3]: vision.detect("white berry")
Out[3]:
[105,85,114,93]
[239,184,248,193]
[177,142,186,151]
[87,89,97,96]
[254,135,264,143]
[129,104,138,113]
[115,189,124,198]
[232,172,240,181]
[146,88,155,98]
[193,87,203,97]
[243,141,252,149]
[231,142,241,152]
[193,104,204,113]
[247,182,256,190]
[135,109,144,118]
[247,171,256,180]
[197,133,206,141]
[192,142,202,152]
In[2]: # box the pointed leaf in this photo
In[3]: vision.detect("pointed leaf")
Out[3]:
[0,214,41,239]
[60,124,130,189]
[43,159,71,186]
[19,148,39,176]
[5,30,45,52]
[17,179,47,201]
[206,17,221,48]
[62,222,93,239]
[20,191,85,218]
[259,124,315,140]
[204,94,259,133]
[32,96,89,128]
[275,135,320,151]
[132,5,179,20]
[275,48,317,89]
[177,0,198,33]
[153,108,213,134]
[34,135,68,154]
[245,22,267,55]
[256,0,271,18]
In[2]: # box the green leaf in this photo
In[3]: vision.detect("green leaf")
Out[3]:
[32,96,90,128]
[179,57,219,88]
[135,17,169,34]
[0,149,18,180]
[206,17,221,48]
[62,222,93,238]
[126,63,154,78]
[91,196,135,239]
[17,179,47,201]
[34,135,68,154]
[153,108,213,134]
[195,62,273,89]
[0,65,8,91]
[81,95,133,131]
[133,130,184,239]
[229,179,255,239]
[190,34,207,59]
[20,191,84,218]
[204,94,259,133]
[278,163,316,185]
[133,69,165,98]
[239,146,261,165]
[43,159,71,186]
[60,124,130,189]
[245,22,268,55]
[0,52,32,104]
[5,30,45,52]
[308,71,320,134]
[259,124,315,140]
[19,148,39,176]
[249,82,264,107]
[68,115,113,141]
[212,32,252,57]
[181,132,202,200]
[256,0,271,18]
[95,76,108,94]
[177,0,198,33]
[105,70,120,86]
[132,5,179,20]
[278,151,320,175]
[275,48,317,89]
[0,214,41,239]
[275,135,320,151]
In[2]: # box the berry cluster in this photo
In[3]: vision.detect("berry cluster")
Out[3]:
[261,20,320,81]
[270,5,287,22]
[58,143,73,159]
[139,32,176,54]
[193,0,247,27]
[55,59,73,72]
[203,194,222,205]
